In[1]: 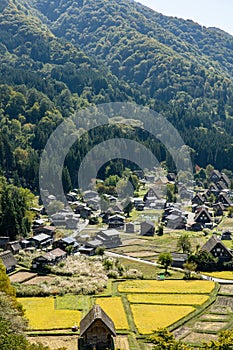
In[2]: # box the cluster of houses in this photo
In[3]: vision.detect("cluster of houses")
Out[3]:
[190,170,233,231]
[172,233,233,269]
[156,170,233,232]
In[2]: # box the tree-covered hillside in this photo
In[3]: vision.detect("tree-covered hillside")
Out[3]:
[1,0,233,189]
[25,0,233,169]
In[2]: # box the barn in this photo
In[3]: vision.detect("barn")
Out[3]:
[79,304,116,349]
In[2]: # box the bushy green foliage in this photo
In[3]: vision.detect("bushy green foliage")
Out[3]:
[177,234,192,254]
[157,252,172,274]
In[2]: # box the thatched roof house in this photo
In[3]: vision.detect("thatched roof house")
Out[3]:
[0,250,17,273]
[80,304,116,349]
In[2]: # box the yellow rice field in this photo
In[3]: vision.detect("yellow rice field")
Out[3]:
[131,304,195,334]
[118,280,214,294]
[95,297,129,330]
[127,293,209,305]
[19,297,81,330]
[204,271,233,280]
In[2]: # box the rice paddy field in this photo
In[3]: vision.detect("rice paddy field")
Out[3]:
[127,293,209,305]
[118,280,215,294]
[19,280,215,335]
[95,296,129,330]
[19,297,81,330]
[131,304,195,334]
[204,271,233,280]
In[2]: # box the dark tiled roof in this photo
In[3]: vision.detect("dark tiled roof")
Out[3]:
[0,250,17,269]
[80,304,116,337]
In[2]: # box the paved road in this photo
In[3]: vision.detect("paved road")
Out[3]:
[71,219,89,238]
[105,251,160,267]
[201,274,233,284]
[106,251,233,284]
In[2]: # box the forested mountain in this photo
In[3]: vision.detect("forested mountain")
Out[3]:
[1,0,233,190]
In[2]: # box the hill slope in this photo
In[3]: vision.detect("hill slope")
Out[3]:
[1,0,233,188]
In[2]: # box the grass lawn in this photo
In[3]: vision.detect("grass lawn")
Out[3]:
[19,297,81,330]
[118,280,215,294]
[117,257,183,279]
[55,294,92,313]
[131,304,195,334]
[221,240,233,249]
[204,271,233,280]
[95,297,129,330]
[218,217,233,229]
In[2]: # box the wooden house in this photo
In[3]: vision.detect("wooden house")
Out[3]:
[78,246,95,256]
[216,193,232,208]
[0,237,9,250]
[83,190,99,201]
[30,233,53,249]
[219,173,231,188]
[140,221,155,236]
[143,187,161,207]
[7,241,21,255]
[192,193,205,206]
[216,180,228,191]
[221,230,232,241]
[54,236,79,253]
[32,248,67,268]
[95,229,122,249]
[79,304,116,349]
[125,222,135,233]
[33,225,56,237]
[171,253,188,268]
[0,250,17,273]
[194,208,212,225]
[166,214,186,230]
[133,198,145,211]
[209,170,221,183]
[213,202,225,216]
[207,183,220,196]
[108,214,125,230]
[201,235,233,263]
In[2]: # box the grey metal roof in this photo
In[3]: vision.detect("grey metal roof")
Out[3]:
[61,236,76,244]
[31,233,51,242]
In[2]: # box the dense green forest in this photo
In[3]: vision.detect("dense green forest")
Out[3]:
[1,0,233,191]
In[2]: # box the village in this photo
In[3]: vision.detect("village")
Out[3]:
[1,167,233,349]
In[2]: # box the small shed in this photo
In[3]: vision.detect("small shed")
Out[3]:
[125,222,135,233]
[0,250,17,273]
[221,230,232,241]
[7,241,21,255]
[140,221,155,236]
[0,237,9,250]
[79,304,116,349]
[171,253,188,268]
